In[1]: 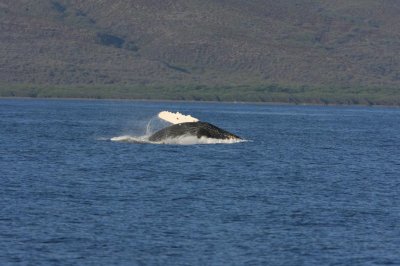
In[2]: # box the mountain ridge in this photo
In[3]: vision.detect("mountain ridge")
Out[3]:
[1,0,400,102]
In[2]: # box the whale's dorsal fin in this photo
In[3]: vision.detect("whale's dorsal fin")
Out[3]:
[158,111,199,124]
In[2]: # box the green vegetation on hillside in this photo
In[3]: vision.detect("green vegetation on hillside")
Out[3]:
[1,0,400,104]
[1,85,399,106]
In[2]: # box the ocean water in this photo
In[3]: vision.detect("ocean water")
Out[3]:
[1,99,399,265]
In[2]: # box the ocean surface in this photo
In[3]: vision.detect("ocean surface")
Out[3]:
[1,99,399,265]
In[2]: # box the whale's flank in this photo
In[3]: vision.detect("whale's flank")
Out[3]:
[148,121,241,142]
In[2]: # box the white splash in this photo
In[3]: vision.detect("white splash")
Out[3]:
[110,134,245,145]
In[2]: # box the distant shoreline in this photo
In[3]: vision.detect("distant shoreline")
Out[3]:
[2,96,400,108]
[1,84,399,107]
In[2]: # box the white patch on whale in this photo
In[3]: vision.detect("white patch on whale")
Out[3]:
[158,111,199,124]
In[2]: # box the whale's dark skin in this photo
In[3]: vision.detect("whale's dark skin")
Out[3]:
[148,122,241,142]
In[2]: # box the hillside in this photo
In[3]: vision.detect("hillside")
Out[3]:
[1,0,400,104]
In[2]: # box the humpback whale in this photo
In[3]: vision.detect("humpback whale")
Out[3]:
[148,111,241,142]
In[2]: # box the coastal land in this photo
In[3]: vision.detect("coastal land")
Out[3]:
[1,84,399,106]
[1,1,400,105]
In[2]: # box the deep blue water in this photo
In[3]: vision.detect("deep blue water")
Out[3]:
[1,99,400,265]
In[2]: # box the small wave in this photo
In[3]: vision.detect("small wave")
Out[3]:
[96,137,110,141]
[110,135,150,144]
[110,134,245,145]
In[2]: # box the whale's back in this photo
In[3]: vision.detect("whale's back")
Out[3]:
[148,122,240,142]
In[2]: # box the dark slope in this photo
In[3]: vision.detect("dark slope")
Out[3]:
[1,0,400,99]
